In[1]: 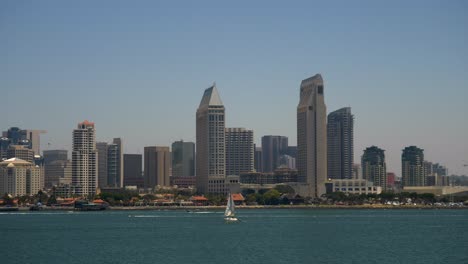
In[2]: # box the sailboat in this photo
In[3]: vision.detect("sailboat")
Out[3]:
[224,193,239,222]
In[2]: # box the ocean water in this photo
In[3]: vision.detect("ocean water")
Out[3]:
[1,209,467,264]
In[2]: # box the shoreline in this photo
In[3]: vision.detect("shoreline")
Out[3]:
[7,204,467,211]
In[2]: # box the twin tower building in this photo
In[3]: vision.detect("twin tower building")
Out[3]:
[71,74,328,197]
[197,74,327,197]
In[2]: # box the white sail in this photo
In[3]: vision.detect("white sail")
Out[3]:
[224,193,235,217]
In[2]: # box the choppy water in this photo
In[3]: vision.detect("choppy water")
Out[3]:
[1,209,467,264]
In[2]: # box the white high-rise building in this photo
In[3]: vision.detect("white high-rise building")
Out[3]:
[196,83,227,194]
[297,74,327,197]
[72,120,98,197]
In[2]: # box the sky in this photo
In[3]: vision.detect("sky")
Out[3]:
[1,0,467,175]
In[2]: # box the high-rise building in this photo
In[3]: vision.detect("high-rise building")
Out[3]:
[6,145,34,163]
[254,145,262,172]
[43,150,71,187]
[0,158,44,196]
[387,172,396,188]
[278,155,296,169]
[225,128,254,176]
[402,146,425,187]
[123,154,143,187]
[286,146,298,159]
[96,142,108,188]
[2,127,46,155]
[261,135,288,173]
[171,140,195,177]
[327,107,354,179]
[107,138,123,188]
[144,146,171,188]
[72,120,98,197]
[0,137,10,160]
[361,146,387,189]
[196,84,226,194]
[297,74,327,197]
[96,138,123,188]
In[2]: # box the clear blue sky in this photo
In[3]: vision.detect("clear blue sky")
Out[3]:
[1,0,467,175]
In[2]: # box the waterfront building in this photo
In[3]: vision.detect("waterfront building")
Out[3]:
[72,120,98,197]
[171,140,195,177]
[297,74,327,197]
[170,176,197,188]
[327,107,354,179]
[361,146,387,189]
[0,158,44,196]
[144,146,171,188]
[325,179,382,195]
[261,135,288,173]
[123,154,143,187]
[401,146,425,187]
[240,168,298,185]
[196,83,227,194]
[225,128,254,176]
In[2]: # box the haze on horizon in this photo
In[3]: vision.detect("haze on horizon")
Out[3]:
[1,0,467,175]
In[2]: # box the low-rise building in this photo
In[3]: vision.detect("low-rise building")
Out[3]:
[325,179,382,195]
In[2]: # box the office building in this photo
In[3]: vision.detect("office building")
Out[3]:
[261,135,288,173]
[196,84,226,194]
[144,146,171,188]
[2,127,46,155]
[225,128,254,176]
[0,158,44,196]
[96,142,108,188]
[297,74,327,197]
[123,154,143,187]
[6,145,34,163]
[72,120,98,197]
[361,146,387,189]
[402,146,425,187]
[107,138,123,187]
[327,107,354,179]
[254,145,262,172]
[171,140,195,177]
[43,150,71,187]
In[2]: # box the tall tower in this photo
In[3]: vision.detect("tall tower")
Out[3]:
[225,128,254,176]
[402,146,425,187]
[297,74,327,197]
[72,120,98,197]
[196,83,226,194]
[144,146,171,189]
[327,107,354,179]
[261,135,288,173]
[171,140,195,177]
[107,138,123,187]
[362,146,387,189]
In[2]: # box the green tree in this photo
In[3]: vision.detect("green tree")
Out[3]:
[263,189,281,205]
[274,185,295,195]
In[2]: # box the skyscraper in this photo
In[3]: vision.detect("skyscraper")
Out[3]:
[6,145,34,163]
[361,146,387,189]
[144,146,171,188]
[225,128,254,176]
[171,140,195,177]
[72,120,98,197]
[261,135,288,173]
[2,127,46,155]
[402,146,425,187]
[254,145,262,172]
[123,154,143,187]
[96,142,108,188]
[107,138,123,188]
[327,107,354,179]
[196,83,226,194]
[297,74,327,197]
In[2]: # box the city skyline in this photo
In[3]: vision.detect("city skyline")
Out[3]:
[1,1,467,176]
